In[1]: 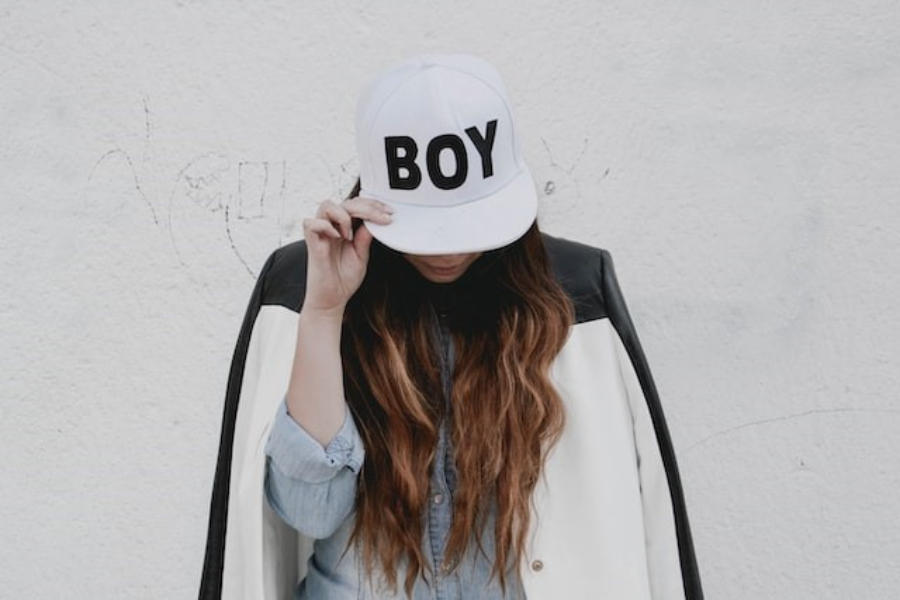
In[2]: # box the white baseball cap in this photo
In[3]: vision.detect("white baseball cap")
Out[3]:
[357,54,537,255]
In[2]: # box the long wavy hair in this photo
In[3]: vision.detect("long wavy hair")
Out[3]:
[340,189,574,596]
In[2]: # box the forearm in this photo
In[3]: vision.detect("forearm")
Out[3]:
[288,197,388,446]
[286,308,348,446]
[265,399,364,538]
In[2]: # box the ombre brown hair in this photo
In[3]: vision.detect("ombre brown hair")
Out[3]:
[340,187,573,596]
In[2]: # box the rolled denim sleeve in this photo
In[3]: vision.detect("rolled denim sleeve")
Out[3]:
[264,399,365,539]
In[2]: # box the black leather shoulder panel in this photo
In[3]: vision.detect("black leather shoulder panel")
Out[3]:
[259,239,309,311]
[542,233,609,324]
[259,234,611,326]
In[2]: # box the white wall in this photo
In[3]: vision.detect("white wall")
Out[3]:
[2,1,899,598]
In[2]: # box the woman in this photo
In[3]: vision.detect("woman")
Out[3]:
[200,55,703,599]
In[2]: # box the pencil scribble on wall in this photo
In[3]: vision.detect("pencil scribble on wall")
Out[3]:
[85,97,300,287]
[85,98,598,292]
[87,148,159,225]
[540,137,597,201]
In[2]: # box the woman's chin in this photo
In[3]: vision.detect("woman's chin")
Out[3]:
[403,253,483,284]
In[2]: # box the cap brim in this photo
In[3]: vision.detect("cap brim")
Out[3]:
[362,167,537,255]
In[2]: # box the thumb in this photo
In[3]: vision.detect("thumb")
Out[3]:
[353,223,375,264]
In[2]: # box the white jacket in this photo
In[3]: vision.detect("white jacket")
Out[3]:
[199,235,703,599]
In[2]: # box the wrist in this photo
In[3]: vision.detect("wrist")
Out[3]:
[299,305,346,323]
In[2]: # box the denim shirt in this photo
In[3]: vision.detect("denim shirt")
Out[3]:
[264,307,524,600]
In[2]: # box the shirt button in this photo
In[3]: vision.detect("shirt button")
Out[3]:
[433,493,444,505]
[531,559,544,572]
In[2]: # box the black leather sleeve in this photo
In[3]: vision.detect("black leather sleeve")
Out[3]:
[198,252,276,600]
[199,241,309,599]
[599,250,704,600]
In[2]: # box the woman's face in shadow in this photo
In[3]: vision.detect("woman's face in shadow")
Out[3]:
[402,252,483,283]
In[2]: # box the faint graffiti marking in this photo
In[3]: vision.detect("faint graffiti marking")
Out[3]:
[541,137,589,175]
[225,205,256,278]
[166,153,231,269]
[538,138,599,202]
[87,148,159,225]
[141,94,152,166]
[88,97,300,290]
[685,407,900,453]
[319,156,358,201]
[277,159,287,229]
[237,161,269,219]
[180,155,230,211]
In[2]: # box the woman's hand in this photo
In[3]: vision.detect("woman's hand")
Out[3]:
[302,197,393,316]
